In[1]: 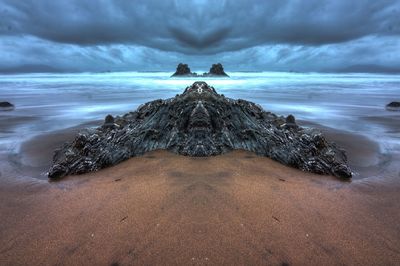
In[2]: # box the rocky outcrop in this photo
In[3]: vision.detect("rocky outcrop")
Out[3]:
[209,63,228,76]
[171,63,191,76]
[171,63,229,77]
[48,81,352,179]
[386,101,400,111]
[0,101,15,111]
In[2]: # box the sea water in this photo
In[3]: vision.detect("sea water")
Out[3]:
[0,71,399,154]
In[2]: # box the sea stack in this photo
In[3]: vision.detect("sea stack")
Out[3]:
[171,63,191,76]
[171,63,229,77]
[209,63,229,76]
[48,81,352,180]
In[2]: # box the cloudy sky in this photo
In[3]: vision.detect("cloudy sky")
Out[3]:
[0,0,399,73]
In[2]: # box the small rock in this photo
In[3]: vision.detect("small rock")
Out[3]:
[285,114,297,128]
[105,114,114,124]
[0,101,15,111]
[386,101,400,111]
[103,114,115,128]
[286,114,296,124]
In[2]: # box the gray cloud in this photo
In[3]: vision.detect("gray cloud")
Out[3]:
[1,0,399,53]
[0,0,399,73]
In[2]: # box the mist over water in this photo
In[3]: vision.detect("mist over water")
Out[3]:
[0,72,399,155]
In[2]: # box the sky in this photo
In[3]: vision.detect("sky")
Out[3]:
[0,0,399,73]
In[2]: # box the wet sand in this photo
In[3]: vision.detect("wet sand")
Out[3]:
[0,120,101,182]
[1,127,400,265]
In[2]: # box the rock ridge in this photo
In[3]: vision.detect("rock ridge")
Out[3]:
[49,81,352,179]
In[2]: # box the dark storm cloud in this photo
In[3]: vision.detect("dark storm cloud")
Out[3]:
[0,1,172,45]
[0,0,399,73]
[1,0,399,54]
[168,26,232,50]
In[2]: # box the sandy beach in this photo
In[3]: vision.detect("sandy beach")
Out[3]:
[1,125,400,265]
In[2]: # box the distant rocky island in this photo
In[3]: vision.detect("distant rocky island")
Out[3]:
[48,81,351,179]
[171,63,229,77]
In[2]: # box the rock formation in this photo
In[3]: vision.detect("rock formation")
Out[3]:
[0,101,15,111]
[171,63,191,76]
[48,81,352,179]
[386,101,400,111]
[209,63,228,76]
[171,63,229,77]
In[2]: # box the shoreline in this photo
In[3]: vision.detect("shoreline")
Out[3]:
[10,118,389,182]
[0,120,101,183]
[298,120,392,180]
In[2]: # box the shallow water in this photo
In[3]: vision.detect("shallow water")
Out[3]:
[0,71,399,158]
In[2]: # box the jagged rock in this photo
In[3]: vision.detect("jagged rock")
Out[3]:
[48,81,352,179]
[104,114,114,124]
[209,63,229,76]
[284,114,297,129]
[171,63,191,76]
[103,114,116,129]
[0,101,14,111]
[386,101,400,111]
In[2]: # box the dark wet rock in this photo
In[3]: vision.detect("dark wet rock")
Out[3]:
[286,114,296,124]
[171,63,229,77]
[48,82,352,179]
[386,101,400,111]
[284,114,297,129]
[103,114,116,128]
[0,101,15,111]
[208,63,228,76]
[105,114,114,124]
[171,63,191,76]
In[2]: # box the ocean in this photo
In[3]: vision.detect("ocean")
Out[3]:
[1,71,399,159]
